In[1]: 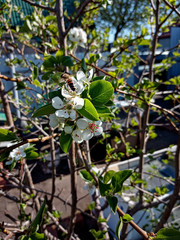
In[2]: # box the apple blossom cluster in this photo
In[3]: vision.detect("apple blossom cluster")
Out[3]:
[49,70,103,143]
[69,27,87,46]
[6,143,30,165]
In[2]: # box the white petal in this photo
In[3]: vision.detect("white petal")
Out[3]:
[69,109,76,120]
[49,114,59,128]
[76,118,88,129]
[95,120,102,126]
[88,69,93,81]
[73,97,84,109]
[56,110,69,118]
[52,96,65,109]
[61,86,73,98]
[64,126,73,134]
[72,129,83,143]
[5,159,14,165]
[82,129,93,140]
[74,80,84,95]
[94,126,103,136]
[76,71,86,82]
[69,27,79,42]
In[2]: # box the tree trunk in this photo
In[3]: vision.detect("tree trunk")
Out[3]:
[0,79,14,130]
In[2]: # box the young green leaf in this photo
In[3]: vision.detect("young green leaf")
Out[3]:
[32,65,38,81]
[122,214,133,223]
[32,104,56,118]
[98,178,112,196]
[103,170,115,184]
[0,129,18,142]
[89,80,114,105]
[59,131,72,153]
[115,217,123,239]
[80,170,94,182]
[28,200,46,234]
[56,50,64,63]
[29,232,46,240]
[77,99,99,121]
[107,195,118,213]
[90,229,107,240]
[81,58,87,73]
[112,170,133,193]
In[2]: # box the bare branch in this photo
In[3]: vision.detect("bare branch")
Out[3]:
[22,0,56,12]
[64,0,93,36]
[162,0,180,17]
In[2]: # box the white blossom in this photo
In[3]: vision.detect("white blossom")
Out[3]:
[69,27,80,42]
[69,27,87,46]
[6,143,30,165]
[76,69,93,86]
[76,118,103,141]
[61,78,84,99]
[51,96,83,121]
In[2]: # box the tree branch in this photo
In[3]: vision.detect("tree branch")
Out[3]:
[22,0,56,12]
[64,0,92,36]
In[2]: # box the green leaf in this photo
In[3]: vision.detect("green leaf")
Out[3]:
[93,76,105,81]
[32,66,38,81]
[0,129,17,142]
[112,170,133,193]
[43,55,57,70]
[33,79,41,88]
[122,214,133,223]
[0,150,10,162]
[29,232,46,240]
[90,229,107,240]
[51,37,58,47]
[16,81,26,90]
[80,170,94,182]
[51,73,62,83]
[61,56,74,66]
[59,131,72,153]
[49,89,62,99]
[107,195,118,213]
[28,200,46,234]
[96,106,113,117]
[41,72,52,80]
[55,50,64,63]
[155,228,180,240]
[98,178,111,196]
[81,58,87,73]
[104,170,115,184]
[26,19,32,31]
[77,99,99,121]
[25,150,39,160]
[32,104,56,118]
[115,217,123,239]
[89,80,114,105]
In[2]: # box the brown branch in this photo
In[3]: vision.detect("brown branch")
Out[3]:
[66,141,77,240]
[64,0,93,36]
[155,131,180,232]
[162,0,180,17]
[0,133,61,155]
[117,206,150,240]
[0,74,32,84]
[22,0,56,12]
[116,89,180,124]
